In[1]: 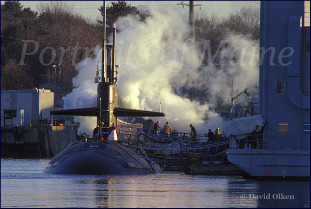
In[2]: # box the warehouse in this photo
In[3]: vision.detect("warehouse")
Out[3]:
[1,88,54,126]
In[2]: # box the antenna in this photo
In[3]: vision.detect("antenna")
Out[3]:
[102,1,106,83]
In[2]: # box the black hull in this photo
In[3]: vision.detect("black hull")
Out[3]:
[45,141,154,175]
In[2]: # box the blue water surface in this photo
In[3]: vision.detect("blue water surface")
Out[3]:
[1,159,309,208]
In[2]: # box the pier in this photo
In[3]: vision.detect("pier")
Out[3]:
[1,124,77,158]
[117,125,242,175]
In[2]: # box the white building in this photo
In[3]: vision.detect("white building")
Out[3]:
[1,88,54,126]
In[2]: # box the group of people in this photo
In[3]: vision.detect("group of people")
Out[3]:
[207,128,222,142]
[154,121,173,135]
[92,122,117,141]
[91,120,223,142]
[190,124,223,141]
[153,122,222,141]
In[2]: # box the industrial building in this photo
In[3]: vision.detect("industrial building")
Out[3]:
[1,88,54,127]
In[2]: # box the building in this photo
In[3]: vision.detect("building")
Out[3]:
[1,88,54,126]
[226,1,310,179]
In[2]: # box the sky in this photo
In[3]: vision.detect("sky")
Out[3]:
[17,1,260,23]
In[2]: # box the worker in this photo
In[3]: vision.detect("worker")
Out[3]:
[190,124,197,138]
[207,129,215,142]
[99,122,105,141]
[154,121,160,134]
[108,123,118,141]
[215,128,222,141]
[109,123,117,134]
[163,122,172,135]
[92,126,99,141]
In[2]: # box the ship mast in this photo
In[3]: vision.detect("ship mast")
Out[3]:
[102,1,106,83]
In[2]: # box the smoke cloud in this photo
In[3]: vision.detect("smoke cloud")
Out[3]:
[62,46,101,135]
[63,4,259,136]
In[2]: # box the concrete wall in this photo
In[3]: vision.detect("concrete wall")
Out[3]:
[1,125,77,158]
[39,90,55,120]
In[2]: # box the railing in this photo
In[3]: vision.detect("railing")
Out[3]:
[117,130,231,169]
[118,124,143,142]
[229,133,263,149]
[230,105,259,119]
[229,132,310,150]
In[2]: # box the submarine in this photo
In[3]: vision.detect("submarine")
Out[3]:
[45,1,164,175]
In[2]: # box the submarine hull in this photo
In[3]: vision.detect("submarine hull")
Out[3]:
[45,141,154,175]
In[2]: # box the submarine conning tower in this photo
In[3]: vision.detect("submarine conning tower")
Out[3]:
[50,1,165,129]
[97,3,118,128]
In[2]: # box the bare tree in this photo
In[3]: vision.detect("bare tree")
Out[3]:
[220,6,260,39]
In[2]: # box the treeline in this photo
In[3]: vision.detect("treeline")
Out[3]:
[1,1,259,92]
[195,6,259,62]
[1,1,102,92]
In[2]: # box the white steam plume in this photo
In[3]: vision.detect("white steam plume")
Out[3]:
[62,46,101,136]
[114,5,220,133]
[63,4,259,136]
[199,34,259,106]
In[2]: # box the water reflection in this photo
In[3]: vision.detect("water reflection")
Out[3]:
[256,181,310,208]
[74,175,310,208]
[226,179,259,207]
[1,159,309,208]
[227,179,310,208]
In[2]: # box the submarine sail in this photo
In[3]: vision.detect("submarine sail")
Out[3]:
[46,1,164,175]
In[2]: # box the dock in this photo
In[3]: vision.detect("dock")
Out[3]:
[1,124,77,158]
[117,126,243,175]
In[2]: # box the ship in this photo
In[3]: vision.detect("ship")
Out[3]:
[45,1,165,175]
[226,1,310,180]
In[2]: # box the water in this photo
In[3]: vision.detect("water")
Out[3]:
[1,159,310,208]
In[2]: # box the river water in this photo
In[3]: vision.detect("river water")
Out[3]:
[1,158,310,208]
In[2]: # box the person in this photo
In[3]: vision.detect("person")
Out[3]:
[190,124,197,138]
[92,126,99,141]
[98,122,105,141]
[109,123,117,134]
[207,129,215,142]
[163,122,172,135]
[108,123,118,141]
[215,128,222,140]
[154,121,160,134]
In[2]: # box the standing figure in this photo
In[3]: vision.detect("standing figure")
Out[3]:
[190,124,197,138]
[109,123,117,134]
[154,121,160,134]
[215,128,222,141]
[207,129,215,142]
[163,122,172,135]
[99,122,105,141]
[108,123,118,141]
[92,126,99,141]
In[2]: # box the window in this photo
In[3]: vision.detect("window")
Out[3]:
[4,110,16,126]
[305,40,310,52]
[279,122,289,134]
[276,81,285,94]
[304,123,310,135]
[300,1,310,27]
[304,1,310,27]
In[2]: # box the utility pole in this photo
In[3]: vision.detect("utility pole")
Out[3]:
[189,1,195,44]
[177,1,202,45]
[177,1,202,99]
